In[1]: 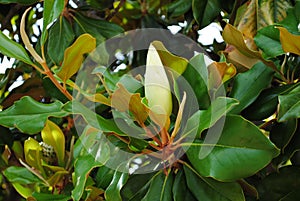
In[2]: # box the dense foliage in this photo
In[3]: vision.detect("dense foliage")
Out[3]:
[0,0,299,200]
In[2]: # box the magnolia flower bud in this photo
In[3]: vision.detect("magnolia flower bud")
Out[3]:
[144,43,172,117]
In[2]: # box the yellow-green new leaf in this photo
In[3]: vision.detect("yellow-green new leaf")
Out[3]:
[41,120,65,166]
[57,34,96,83]
[145,43,172,117]
[24,138,44,174]
[151,41,188,75]
[277,27,300,55]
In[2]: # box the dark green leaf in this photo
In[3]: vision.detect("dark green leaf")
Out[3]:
[254,25,284,59]
[3,166,41,185]
[64,100,123,134]
[270,118,297,150]
[32,192,71,201]
[48,16,75,65]
[278,85,300,121]
[96,166,115,189]
[229,62,274,114]
[192,0,221,28]
[141,171,174,201]
[164,0,192,18]
[105,170,129,201]
[182,54,210,109]
[121,173,155,201]
[72,129,110,201]
[277,1,300,34]
[186,115,279,181]
[198,97,239,136]
[243,84,297,120]
[73,13,124,44]
[257,166,300,201]
[173,169,196,201]
[0,96,69,134]
[0,0,38,4]
[184,165,244,201]
[0,31,33,65]
[42,0,64,44]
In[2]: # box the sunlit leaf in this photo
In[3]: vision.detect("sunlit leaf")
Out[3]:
[197,97,239,136]
[111,83,149,124]
[12,183,33,199]
[186,115,279,181]
[72,127,110,201]
[41,120,65,166]
[151,41,188,75]
[3,166,41,185]
[24,138,44,174]
[229,62,274,114]
[105,170,129,201]
[277,27,300,55]
[56,34,96,83]
[278,85,300,121]
[208,62,236,88]
[42,0,65,44]
[0,31,33,65]
[0,96,69,134]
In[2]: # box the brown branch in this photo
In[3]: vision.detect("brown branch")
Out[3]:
[105,0,126,21]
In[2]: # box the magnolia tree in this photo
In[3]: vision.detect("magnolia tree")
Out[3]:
[0,0,299,200]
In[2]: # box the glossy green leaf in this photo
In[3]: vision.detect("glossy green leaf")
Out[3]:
[278,85,300,121]
[41,120,65,166]
[105,170,129,201]
[32,192,71,201]
[141,171,174,201]
[0,31,33,65]
[257,166,300,201]
[182,54,210,109]
[48,16,75,65]
[172,170,197,201]
[121,173,155,201]
[3,166,41,185]
[64,100,123,134]
[12,183,33,199]
[254,25,285,59]
[96,166,115,189]
[243,84,297,120]
[0,0,38,4]
[277,1,300,33]
[72,127,110,201]
[183,165,244,201]
[270,118,297,150]
[73,13,124,43]
[42,0,64,44]
[0,96,69,134]
[164,0,192,18]
[56,34,96,83]
[229,62,274,114]
[198,97,239,136]
[186,115,279,181]
[192,0,221,28]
